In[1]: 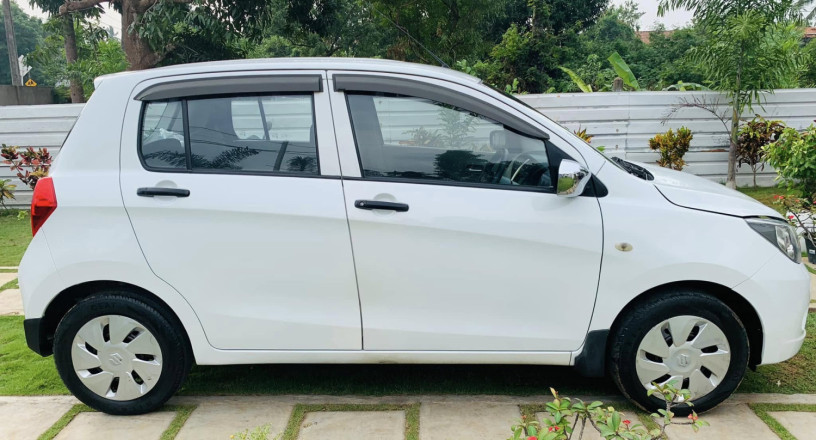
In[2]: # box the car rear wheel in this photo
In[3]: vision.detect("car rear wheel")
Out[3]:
[53,293,191,415]
[608,289,750,414]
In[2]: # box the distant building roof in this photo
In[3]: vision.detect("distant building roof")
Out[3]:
[637,30,675,44]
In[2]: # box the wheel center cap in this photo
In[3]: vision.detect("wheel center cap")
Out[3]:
[669,346,698,373]
[108,352,124,367]
[99,345,133,373]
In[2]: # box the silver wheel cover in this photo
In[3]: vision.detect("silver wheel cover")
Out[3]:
[71,315,163,401]
[635,315,731,401]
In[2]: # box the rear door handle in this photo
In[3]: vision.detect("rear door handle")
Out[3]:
[137,187,190,198]
[354,200,409,212]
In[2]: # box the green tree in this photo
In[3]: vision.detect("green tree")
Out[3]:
[51,0,273,70]
[26,17,125,100]
[479,0,609,93]
[659,0,807,188]
[0,2,43,85]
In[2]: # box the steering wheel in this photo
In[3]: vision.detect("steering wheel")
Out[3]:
[503,152,540,185]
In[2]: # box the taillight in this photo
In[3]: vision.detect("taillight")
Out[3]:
[30,177,57,236]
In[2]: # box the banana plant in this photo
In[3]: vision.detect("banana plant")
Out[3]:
[558,66,593,93]
[608,52,640,90]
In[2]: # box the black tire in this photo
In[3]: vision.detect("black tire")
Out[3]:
[608,289,749,415]
[53,292,191,415]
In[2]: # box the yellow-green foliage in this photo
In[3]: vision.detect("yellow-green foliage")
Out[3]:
[648,127,693,171]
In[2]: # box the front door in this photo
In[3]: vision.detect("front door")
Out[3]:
[120,73,362,350]
[329,72,603,351]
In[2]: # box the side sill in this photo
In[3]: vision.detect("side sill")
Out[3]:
[573,329,609,378]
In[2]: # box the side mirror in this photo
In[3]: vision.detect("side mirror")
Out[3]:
[557,159,591,197]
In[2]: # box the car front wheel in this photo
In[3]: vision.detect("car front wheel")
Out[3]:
[609,290,750,414]
[53,293,191,415]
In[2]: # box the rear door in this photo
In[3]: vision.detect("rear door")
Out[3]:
[328,71,604,352]
[120,72,362,350]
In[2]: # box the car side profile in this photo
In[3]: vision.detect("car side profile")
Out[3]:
[19,58,810,415]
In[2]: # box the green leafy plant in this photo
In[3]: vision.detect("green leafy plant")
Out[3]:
[773,195,816,249]
[608,51,640,90]
[764,124,816,200]
[736,116,785,187]
[648,127,693,171]
[1,145,53,189]
[508,382,707,440]
[0,179,16,209]
[559,66,593,93]
[573,126,594,144]
[230,424,276,440]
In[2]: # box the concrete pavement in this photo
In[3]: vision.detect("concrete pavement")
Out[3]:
[1,394,816,439]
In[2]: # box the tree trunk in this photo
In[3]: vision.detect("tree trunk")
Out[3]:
[121,0,161,70]
[62,15,84,103]
[727,107,739,189]
[3,0,22,86]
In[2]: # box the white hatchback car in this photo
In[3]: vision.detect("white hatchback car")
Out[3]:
[19,58,809,415]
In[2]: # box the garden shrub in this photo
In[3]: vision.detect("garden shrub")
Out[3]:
[508,382,707,440]
[737,116,785,187]
[648,127,692,171]
[764,124,816,199]
[1,144,53,189]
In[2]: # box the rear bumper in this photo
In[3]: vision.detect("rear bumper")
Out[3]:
[23,318,51,357]
[733,255,810,365]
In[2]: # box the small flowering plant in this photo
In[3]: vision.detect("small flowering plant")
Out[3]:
[1,144,53,190]
[508,382,707,440]
[773,195,816,249]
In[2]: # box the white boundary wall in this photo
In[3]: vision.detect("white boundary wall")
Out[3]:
[3,89,816,206]
[518,89,816,186]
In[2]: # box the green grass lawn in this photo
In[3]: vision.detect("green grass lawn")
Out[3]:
[1,313,814,396]
[0,210,31,267]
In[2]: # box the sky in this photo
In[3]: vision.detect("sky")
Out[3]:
[612,0,694,30]
[13,0,695,37]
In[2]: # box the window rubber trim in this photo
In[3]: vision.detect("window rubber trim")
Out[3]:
[333,74,549,141]
[135,74,323,101]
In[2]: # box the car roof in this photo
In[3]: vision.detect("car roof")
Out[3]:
[95,57,482,89]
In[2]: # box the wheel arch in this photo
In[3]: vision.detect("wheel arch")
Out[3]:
[33,280,193,359]
[610,280,763,368]
[576,280,763,377]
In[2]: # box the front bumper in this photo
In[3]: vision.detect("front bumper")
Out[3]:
[733,254,810,365]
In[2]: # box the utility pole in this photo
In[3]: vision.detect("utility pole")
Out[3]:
[2,0,22,86]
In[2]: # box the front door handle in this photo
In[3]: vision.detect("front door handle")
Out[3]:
[354,200,409,212]
[137,187,190,198]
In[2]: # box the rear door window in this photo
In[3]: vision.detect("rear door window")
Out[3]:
[140,94,318,175]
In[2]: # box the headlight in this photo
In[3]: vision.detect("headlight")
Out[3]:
[746,218,801,263]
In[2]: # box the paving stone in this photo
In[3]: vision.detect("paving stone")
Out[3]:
[298,411,404,440]
[810,273,816,301]
[0,272,16,287]
[55,411,175,440]
[768,411,816,440]
[665,403,778,440]
[0,289,23,315]
[0,398,74,440]
[176,397,292,440]
[420,401,520,440]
